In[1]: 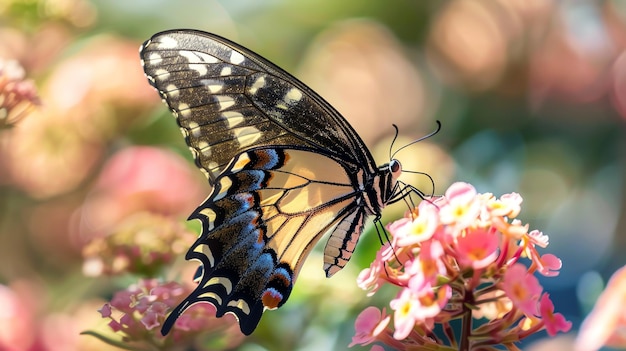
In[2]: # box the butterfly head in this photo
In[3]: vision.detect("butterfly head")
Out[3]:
[389,159,402,179]
[383,121,442,207]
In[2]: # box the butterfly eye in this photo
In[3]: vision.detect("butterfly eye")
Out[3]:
[389,159,402,175]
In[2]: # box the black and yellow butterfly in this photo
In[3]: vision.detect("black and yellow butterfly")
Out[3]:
[140,29,413,335]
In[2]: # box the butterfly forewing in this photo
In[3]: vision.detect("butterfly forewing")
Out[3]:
[140,29,376,184]
[140,29,397,336]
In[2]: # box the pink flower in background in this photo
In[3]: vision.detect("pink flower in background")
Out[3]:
[81,212,196,277]
[351,182,570,350]
[0,282,40,351]
[0,59,39,128]
[2,36,157,199]
[3,4,622,351]
[79,146,208,276]
[40,300,122,351]
[89,279,243,350]
[80,146,207,234]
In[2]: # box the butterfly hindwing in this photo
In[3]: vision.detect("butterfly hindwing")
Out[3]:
[162,147,364,334]
[140,29,400,335]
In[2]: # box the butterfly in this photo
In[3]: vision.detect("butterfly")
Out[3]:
[140,29,417,335]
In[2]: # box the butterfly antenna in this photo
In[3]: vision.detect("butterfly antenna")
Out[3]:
[390,120,442,160]
[389,124,400,160]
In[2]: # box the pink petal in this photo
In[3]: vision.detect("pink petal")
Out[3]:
[576,265,626,351]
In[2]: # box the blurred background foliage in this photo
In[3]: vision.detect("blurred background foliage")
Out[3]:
[0,0,624,350]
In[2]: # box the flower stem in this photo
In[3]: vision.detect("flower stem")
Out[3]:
[459,293,473,351]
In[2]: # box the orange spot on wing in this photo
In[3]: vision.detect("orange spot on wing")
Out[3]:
[261,289,283,309]
[234,157,249,169]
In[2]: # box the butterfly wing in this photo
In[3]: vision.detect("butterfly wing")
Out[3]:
[177,147,369,334]
[140,29,382,335]
[140,29,377,184]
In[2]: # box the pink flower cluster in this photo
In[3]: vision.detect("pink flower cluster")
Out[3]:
[82,212,196,277]
[93,279,243,350]
[0,59,40,128]
[99,279,181,337]
[352,182,571,350]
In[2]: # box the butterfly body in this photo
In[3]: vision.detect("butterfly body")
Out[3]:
[140,29,402,335]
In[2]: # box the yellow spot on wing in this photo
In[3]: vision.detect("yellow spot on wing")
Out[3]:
[227,299,251,314]
[232,153,251,172]
[235,126,261,147]
[213,176,232,201]
[220,66,232,76]
[215,95,235,110]
[198,140,211,156]
[177,103,191,118]
[154,68,170,81]
[207,276,233,294]
[198,208,216,230]
[156,36,178,49]
[222,111,245,128]
[198,291,222,304]
[188,121,202,137]
[249,76,266,94]
[230,50,245,65]
[148,52,162,64]
[285,88,303,103]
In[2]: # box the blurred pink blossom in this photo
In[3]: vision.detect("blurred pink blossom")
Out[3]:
[79,146,206,276]
[575,265,626,351]
[89,279,243,350]
[0,282,40,351]
[2,35,158,198]
[80,146,208,239]
[0,59,40,128]
[81,211,196,277]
